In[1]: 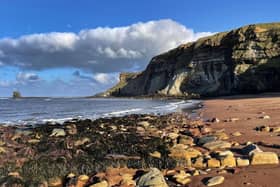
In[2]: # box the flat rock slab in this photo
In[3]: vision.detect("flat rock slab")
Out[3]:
[136,168,168,187]
[203,140,231,151]
[250,152,279,165]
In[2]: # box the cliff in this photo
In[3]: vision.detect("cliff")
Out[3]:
[103,23,280,97]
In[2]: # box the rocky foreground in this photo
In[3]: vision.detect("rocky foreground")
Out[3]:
[0,94,280,186]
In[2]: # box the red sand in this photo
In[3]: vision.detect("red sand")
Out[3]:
[190,93,280,187]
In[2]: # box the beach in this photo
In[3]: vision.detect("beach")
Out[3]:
[0,93,279,186]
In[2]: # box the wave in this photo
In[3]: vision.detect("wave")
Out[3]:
[104,108,142,116]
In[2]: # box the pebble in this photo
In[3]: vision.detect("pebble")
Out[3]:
[232,131,242,136]
[205,176,225,186]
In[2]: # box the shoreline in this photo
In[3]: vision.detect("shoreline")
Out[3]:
[0,93,279,186]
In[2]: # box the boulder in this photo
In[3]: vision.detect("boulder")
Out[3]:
[242,144,262,156]
[197,135,217,145]
[250,152,279,165]
[136,168,168,187]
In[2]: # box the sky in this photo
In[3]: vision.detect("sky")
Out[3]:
[0,0,279,97]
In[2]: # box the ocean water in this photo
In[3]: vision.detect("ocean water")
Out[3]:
[0,97,200,125]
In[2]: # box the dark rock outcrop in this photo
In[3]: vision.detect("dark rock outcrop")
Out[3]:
[103,23,280,97]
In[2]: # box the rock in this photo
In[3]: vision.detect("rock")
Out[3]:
[220,155,236,168]
[192,157,206,169]
[205,176,225,186]
[232,131,242,136]
[256,125,271,132]
[136,168,168,187]
[77,175,89,187]
[74,137,90,147]
[203,140,231,151]
[66,124,77,135]
[137,121,150,128]
[28,139,40,144]
[207,158,221,168]
[185,148,202,159]
[242,144,262,156]
[260,115,270,119]
[149,151,161,159]
[250,152,279,165]
[211,118,220,123]
[178,135,194,145]
[90,180,109,187]
[121,173,136,186]
[50,128,66,137]
[226,118,240,122]
[201,127,212,134]
[216,150,234,157]
[272,127,280,133]
[213,131,229,140]
[48,177,63,187]
[197,135,217,145]
[173,170,191,185]
[236,158,250,167]
[168,132,179,140]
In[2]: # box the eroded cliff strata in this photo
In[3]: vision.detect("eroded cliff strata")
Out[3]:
[103,23,280,97]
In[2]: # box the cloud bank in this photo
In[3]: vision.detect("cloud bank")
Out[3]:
[0,19,213,96]
[0,19,212,73]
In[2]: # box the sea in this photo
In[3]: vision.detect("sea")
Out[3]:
[0,97,201,125]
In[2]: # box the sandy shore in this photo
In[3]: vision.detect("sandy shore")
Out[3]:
[191,93,280,187]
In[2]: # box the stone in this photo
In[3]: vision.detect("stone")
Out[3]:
[121,173,136,186]
[242,144,262,156]
[168,133,179,140]
[173,170,191,185]
[236,158,250,167]
[74,137,90,147]
[50,128,66,137]
[205,176,225,186]
[149,151,161,159]
[250,152,279,165]
[207,158,221,168]
[192,157,206,169]
[216,150,234,157]
[197,135,217,145]
[213,131,229,140]
[48,177,63,187]
[90,181,109,187]
[227,117,240,122]
[136,168,168,187]
[211,118,220,123]
[201,127,212,134]
[203,140,231,151]
[232,131,242,136]
[77,175,89,187]
[272,127,280,133]
[260,115,270,119]
[137,121,150,128]
[220,155,236,168]
[66,124,77,135]
[185,148,202,159]
[27,139,40,144]
[178,135,194,145]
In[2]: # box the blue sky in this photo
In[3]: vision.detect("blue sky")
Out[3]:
[0,0,279,97]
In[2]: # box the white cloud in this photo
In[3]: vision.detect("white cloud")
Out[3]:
[93,73,114,84]
[16,72,40,84]
[0,19,213,73]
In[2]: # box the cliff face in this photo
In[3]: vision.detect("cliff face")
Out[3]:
[104,23,280,97]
